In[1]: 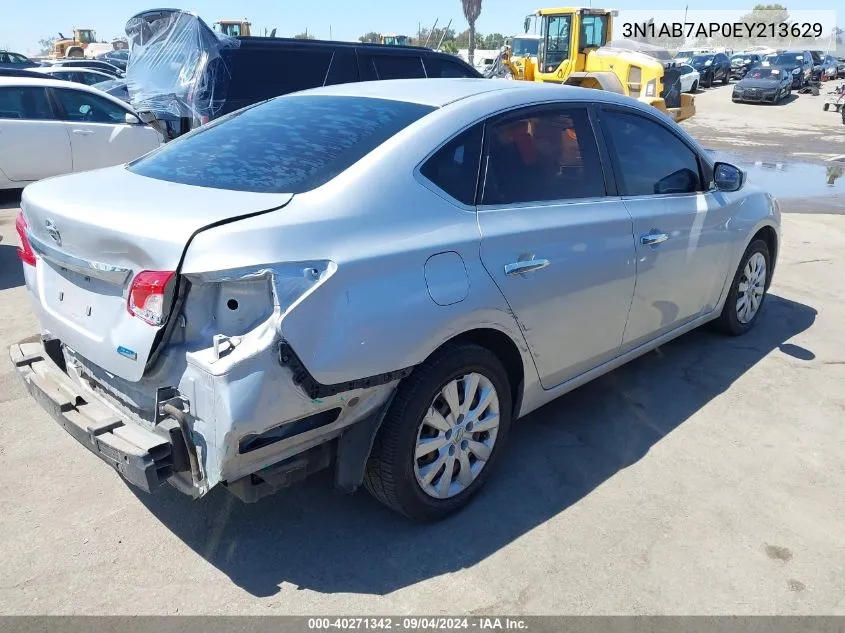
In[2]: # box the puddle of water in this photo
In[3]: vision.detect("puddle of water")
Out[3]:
[708,151,845,198]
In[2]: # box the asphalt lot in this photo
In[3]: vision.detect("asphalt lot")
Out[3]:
[1,84,845,615]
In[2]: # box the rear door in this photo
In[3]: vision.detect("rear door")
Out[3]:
[476,104,636,389]
[598,106,734,350]
[51,86,161,172]
[0,85,71,182]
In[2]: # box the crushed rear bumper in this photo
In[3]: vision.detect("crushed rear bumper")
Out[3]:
[10,337,178,492]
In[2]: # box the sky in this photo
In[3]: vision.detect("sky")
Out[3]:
[1,0,841,55]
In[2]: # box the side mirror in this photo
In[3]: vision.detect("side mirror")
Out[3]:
[125,112,141,125]
[713,162,744,192]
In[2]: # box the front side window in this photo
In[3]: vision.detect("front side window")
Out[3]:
[128,95,435,193]
[420,124,483,204]
[54,89,129,123]
[543,15,572,71]
[370,54,426,79]
[0,87,53,120]
[424,57,477,78]
[79,72,106,86]
[482,107,605,206]
[601,110,701,196]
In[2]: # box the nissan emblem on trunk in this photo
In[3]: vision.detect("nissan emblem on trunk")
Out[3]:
[45,219,61,246]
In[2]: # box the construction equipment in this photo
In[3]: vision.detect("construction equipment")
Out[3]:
[512,8,695,122]
[505,34,541,79]
[381,34,412,46]
[51,29,98,58]
[214,19,252,37]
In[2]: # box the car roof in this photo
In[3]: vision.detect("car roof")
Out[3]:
[295,77,637,109]
[0,76,137,111]
[34,67,112,76]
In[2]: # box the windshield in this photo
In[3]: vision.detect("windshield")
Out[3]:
[767,54,802,66]
[746,68,781,79]
[511,38,539,57]
[676,51,694,58]
[732,55,751,63]
[691,55,714,64]
[128,95,435,193]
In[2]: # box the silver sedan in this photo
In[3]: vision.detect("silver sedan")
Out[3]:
[12,79,780,520]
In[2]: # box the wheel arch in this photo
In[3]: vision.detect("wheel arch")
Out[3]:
[753,224,778,288]
[422,327,526,419]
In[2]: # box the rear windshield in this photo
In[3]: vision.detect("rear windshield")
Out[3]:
[128,95,435,193]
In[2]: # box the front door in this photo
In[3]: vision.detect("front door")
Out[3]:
[477,104,636,389]
[598,107,734,350]
[52,87,160,172]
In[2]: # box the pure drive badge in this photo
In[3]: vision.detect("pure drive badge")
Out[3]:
[117,346,137,361]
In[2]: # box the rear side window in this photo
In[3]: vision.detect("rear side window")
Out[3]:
[601,110,701,196]
[128,95,435,193]
[224,48,333,100]
[420,124,483,204]
[424,57,478,78]
[324,51,359,85]
[482,107,605,205]
[369,54,426,79]
[0,87,53,120]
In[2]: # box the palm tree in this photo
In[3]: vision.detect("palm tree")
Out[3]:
[461,0,482,66]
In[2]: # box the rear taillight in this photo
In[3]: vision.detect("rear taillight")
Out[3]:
[128,270,175,326]
[15,212,36,266]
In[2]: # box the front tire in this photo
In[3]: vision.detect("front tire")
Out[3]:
[364,342,513,521]
[717,239,771,336]
[823,103,830,111]
[723,72,730,85]
[691,80,699,93]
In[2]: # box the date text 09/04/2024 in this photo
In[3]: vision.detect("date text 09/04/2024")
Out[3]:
[307,618,528,630]
[622,21,823,39]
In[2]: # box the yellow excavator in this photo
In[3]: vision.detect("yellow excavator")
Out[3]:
[504,7,695,122]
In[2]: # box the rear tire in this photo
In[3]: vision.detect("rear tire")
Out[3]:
[364,342,513,521]
[823,103,830,111]
[716,239,771,336]
[723,72,730,85]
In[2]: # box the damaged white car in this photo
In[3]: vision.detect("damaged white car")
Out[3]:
[11,79,780,520]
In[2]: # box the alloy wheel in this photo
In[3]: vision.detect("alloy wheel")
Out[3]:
[413,373,500,499]
[736,252,767,324]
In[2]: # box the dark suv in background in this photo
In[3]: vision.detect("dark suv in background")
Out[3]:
[125,9,480,138]
[690,53,731,87]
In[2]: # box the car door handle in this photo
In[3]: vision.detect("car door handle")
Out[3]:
[505,259,550,276]
[641,232,669,246]
[72,129,93,136]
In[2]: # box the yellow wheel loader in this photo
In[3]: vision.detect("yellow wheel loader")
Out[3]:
[515,8,695,122]
[51,29,97,59]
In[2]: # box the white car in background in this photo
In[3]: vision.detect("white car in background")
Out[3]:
[32,66,116,87]
[0,77,163,189]
[679,64,701,93]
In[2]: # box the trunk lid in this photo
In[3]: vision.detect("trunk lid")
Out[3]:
[22,167,291,382]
